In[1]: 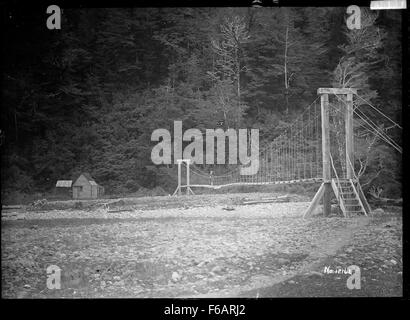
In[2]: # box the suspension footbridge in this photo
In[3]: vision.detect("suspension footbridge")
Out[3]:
[172,88,401,218]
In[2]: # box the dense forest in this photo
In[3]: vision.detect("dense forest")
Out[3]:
[1,7,402,201]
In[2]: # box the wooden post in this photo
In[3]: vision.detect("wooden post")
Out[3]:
[346,93,354,179]
[321,93,331,216]
[303,182,325,218]
[177,159,182,196]
[186,159,190,196]
[172,159,195,196]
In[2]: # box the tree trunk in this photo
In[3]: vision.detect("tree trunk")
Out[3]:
[284,25,289,114]
[236,48,241,128]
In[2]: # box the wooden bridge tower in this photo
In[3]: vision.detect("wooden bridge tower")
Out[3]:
[304,88,371,218]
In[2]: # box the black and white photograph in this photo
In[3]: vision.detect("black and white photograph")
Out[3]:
[1,0,405,303]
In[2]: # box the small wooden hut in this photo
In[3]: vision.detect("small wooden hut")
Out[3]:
[72,173,104,199]
[55,180,73,197]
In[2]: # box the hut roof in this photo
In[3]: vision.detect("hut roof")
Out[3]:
[73,173,101,187]
[56,180,72,187]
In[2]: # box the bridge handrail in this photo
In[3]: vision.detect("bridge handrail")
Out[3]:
[329,153,342,204]
[346,152,359,182]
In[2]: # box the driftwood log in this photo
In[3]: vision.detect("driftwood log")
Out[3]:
[241,195,290,205]
[369,196,402,206]
[2,205,22,210]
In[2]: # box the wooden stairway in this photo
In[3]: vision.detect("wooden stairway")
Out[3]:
[331,178,367,217]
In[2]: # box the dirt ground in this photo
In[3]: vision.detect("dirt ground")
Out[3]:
[1,193,402,298]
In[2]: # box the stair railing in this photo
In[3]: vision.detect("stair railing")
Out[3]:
[346,152,360,183]
[329,153,346,216]
[330,154,341,193]
[346,153,369,215]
